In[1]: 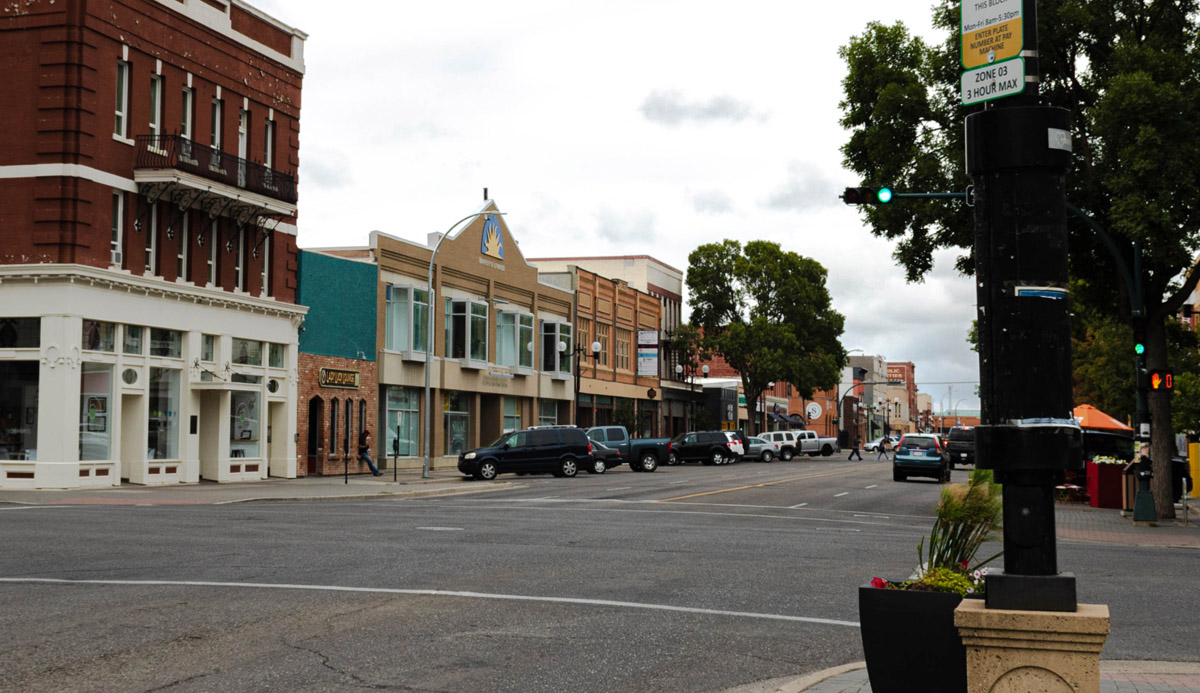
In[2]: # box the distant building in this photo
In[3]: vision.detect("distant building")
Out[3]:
[0,0,307,488]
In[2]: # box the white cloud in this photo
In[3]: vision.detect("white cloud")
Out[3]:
[639,90,762,126]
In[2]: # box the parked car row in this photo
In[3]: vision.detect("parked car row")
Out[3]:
[458,424,844,480]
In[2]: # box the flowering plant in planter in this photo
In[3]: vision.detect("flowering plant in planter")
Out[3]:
[1090,455,1124,465]
[870,469,1003,595]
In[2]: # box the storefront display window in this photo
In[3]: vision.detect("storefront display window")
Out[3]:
[386,387,419,457]
[0,361,39,461]
[539,400,558,426]
[148,368,180,460]
[79,363,113,460]
[444,390,469,456]
[149,328,181,357]
[232,338,262,366]
[0,318,40,349]
[82,320,115,352]
[123,325,144,355]
[230,391,260,458]
[503,398,521,432]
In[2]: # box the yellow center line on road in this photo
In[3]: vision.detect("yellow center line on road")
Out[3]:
[659,467,868,502]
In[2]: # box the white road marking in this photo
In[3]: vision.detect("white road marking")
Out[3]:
[789,503,809,509]
[605,487,632,492]
[854,514,890,520]
[864,485,878,489]
[0,506,73,511]
[417,527,464,531]
[668,480,689,485]
[834,492,849,497]
[0,577,861,628]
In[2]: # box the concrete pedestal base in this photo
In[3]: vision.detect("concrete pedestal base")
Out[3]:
[954,600,1110,693]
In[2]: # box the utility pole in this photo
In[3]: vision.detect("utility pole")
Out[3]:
[967,0,1082,611]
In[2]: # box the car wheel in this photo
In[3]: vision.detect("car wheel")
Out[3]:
[667,451,678,466]
[588,457,607,474]
[711,450,724,465]
[476,461,498,481]
[559,458,578,478]
[821,444,833,457]
[893,468,906,482]
[781,449,793,461]
[639,453,658,473]
[761,450,774,463]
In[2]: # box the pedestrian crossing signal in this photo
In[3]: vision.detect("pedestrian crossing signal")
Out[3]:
[1149,370,1173,391]
[841,187,894,205]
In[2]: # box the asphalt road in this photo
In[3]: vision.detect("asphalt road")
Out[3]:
[2,458,1195,692]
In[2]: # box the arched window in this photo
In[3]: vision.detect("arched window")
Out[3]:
[330,398,339,453]
[344,399,352,454]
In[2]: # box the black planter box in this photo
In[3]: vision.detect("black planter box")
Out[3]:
[858,584,968,693]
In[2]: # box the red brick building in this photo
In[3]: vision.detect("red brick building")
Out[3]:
[0,0,307,488]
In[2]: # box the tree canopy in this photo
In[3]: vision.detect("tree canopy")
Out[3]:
[685,240,846,435]
[839,2,1200,517]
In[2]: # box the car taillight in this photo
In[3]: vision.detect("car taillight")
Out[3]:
[587,443,592,454]
[667,442,673,451]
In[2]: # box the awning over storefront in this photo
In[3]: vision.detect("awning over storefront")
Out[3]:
[768,412,790,424]
[787,414,806,426]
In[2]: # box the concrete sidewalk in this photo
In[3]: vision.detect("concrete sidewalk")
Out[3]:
[762,660,1200,693]
[0,469,516,506]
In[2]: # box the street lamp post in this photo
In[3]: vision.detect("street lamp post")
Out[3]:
[422,211,505,480]
[675,363,709,430]
[565,340,602,426]
[760,381,775,435]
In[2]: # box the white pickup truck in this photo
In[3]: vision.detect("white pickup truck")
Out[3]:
[760,430,839,460]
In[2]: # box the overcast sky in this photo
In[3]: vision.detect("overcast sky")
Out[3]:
[255,0,981,412]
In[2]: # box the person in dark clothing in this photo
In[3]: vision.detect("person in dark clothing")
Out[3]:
[848,433,863,460]
[876,436,890,461]
[359,429,381,476]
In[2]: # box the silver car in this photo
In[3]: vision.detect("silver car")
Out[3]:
[745,436,781,462]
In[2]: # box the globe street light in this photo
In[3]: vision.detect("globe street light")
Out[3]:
[422,211,505,480]
[563,340,602,426]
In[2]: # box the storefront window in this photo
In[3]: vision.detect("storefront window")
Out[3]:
[268,343,286,368]
[386,386,419,457]
[123,325,144,355]
[230,391,260,458]
[82,320,115,352]
[232,338,262,366]
[148,368,180,460]
[444,390,469,456]
[539,400,558,426]
[0,318,40,348]
[149,328,181,357]
[79,363,113,460]
[503,398,521,432]
[0,362,39,461]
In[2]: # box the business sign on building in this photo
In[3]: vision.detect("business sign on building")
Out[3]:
[318,368,360,389]
[636,330,659,377]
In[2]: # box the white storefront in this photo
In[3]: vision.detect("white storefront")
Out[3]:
[0,265,304,489]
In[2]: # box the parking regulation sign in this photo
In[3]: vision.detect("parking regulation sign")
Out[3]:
[962,0,1023,69]
[961,57,1025,105]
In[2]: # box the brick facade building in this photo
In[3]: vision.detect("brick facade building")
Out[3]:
[0,0,307,488]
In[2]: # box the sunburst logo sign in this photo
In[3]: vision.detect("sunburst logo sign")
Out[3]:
[481,215,504,260]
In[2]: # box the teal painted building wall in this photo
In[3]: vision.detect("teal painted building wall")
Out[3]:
[297,251,376,360]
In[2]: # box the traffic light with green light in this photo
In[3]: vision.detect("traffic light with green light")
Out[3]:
[1132,316,1147,355]
[841,187,894,205]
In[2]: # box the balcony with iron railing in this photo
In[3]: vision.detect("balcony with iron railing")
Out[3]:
[135,134,297,205]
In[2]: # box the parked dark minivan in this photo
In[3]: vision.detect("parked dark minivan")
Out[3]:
[458,426,592,480]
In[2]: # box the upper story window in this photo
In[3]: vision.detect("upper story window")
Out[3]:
[148,73,164,139]
[268,343,286,369]
[385,285,429,352]
[123,325,144,355]
[540,320,572,373]
[145,203,158,275]
[234,226,245,291]
[444,299,487,361]
[259,232,270,296]
[82,320,116,352]
[211,97,224,152]
[110,191,124,266]
[596,323,610,366]
[616,328,632,371]
[201,334,216,362]
[114,60,130,137]
[149,328,182,358]
[177,214,190,281]
[207,219,218,285]
[181,86,195,157]
[232,338,262,366]
[497,312,534,369]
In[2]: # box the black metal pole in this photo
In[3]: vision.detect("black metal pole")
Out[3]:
[969,0,1082,611]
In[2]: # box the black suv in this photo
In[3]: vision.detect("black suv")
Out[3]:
[945,427,975,468]
[458,426,592,480]
[669,430,742,465]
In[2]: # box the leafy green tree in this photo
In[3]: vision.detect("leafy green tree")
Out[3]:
[839,4,1200,518]
[686,240,846,436]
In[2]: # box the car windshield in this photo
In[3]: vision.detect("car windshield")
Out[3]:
[902,436,938,450]
[950,429,973,441]
[488,432,513,448]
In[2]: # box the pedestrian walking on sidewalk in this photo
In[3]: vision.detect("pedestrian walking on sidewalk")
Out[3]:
[877,437,890,460]
[848,433,863,460]
[359,429,381,476]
